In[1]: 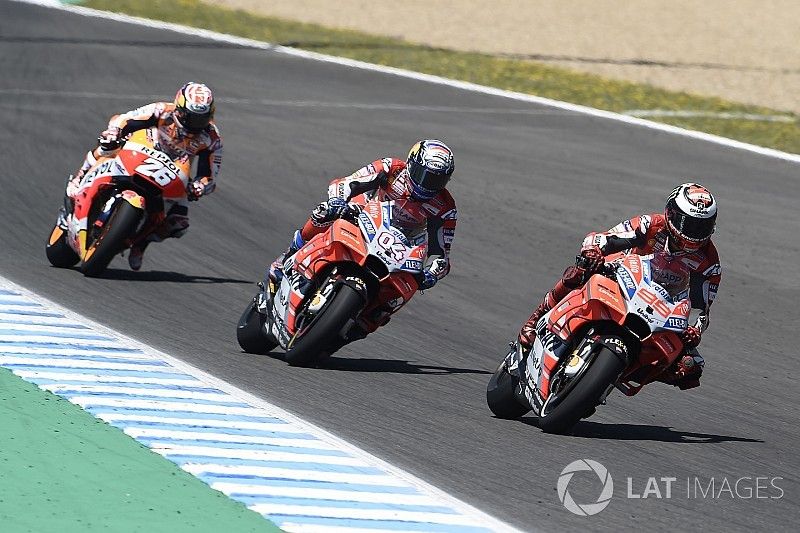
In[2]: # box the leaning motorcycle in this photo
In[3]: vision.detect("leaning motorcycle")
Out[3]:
[487,254,692,434]
[45,130,190,277]
[237,199,425,367]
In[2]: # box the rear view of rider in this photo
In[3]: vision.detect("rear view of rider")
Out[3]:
[269,139,458,294]
[68,82,223,271]
[517,183,721,390]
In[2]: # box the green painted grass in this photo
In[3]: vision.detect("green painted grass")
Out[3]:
[0,368,281,533]
[81,0,800,154]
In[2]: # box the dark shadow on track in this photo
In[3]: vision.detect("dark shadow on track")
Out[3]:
[322,356,493,375]
[517,418,763,443]
[86,268,251,284]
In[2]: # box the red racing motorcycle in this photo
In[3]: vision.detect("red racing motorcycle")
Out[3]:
[237,198,425,367]
[487,254,693,433]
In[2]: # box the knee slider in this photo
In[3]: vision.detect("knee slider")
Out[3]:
[164,214,190,238]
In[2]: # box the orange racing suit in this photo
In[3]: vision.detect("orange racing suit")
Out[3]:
[72,102,223,239]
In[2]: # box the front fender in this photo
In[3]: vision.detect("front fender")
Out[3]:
[119,189,145,210]
[338,274,369,303]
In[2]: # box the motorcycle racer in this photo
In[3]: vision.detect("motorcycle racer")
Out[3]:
[269,139,458,293]
[517,183,721,390]
[67,82,223,271]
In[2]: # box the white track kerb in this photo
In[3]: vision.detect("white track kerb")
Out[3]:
[17,0,800,166]
[0,275,520,533]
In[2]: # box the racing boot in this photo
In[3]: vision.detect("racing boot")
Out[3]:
[657,352,704,390]
[128,241,150,271]
[268,230,304,284]
[518,299,549,352]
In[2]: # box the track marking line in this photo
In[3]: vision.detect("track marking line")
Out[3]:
[0,275,520,532]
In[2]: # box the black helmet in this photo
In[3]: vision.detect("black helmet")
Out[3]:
[406,140,454,200]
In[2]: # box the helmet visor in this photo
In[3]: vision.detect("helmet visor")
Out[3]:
[669,210,716,241]
[177,109,211,133]
[408,162,451,194]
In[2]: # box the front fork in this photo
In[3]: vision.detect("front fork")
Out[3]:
[514,330,629,410]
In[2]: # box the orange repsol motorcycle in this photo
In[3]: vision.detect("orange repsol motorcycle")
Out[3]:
[46,131,190,276]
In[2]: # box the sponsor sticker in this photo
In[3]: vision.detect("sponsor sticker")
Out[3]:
[666,316,688,330]
[358,212,376,238]
[617,268,637,298]
[402,259,422,271]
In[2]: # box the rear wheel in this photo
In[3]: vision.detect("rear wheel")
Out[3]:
[486,361,531,419]
[45,225,80,268]
[81,200,143,277]
[537,346,626,434]
[237,298,279,354]
[285,282,364,367]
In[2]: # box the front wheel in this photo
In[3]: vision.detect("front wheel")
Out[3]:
[45,225,80,268]
[284,282,365,367]
[237,298,279,354]
[81,200,143,277]
[537,346,626,434]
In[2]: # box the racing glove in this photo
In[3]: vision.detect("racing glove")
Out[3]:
[325,197,360,221]
[576,244,604,273]
[680,325,702,349]
[563,245,604,287]
[187,180,206,201]
[98,127,122,151]
[419,258,448,290]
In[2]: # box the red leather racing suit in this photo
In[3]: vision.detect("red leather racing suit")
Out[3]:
[519,213,721,387]
[584,213,721,331]
[299,157,458,287]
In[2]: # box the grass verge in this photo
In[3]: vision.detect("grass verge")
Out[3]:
[0,368,280,533]
[82,0,800,154]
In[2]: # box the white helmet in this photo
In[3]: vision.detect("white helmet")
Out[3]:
[664,183,717,252]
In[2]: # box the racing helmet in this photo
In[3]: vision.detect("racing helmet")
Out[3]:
[405,140,455,200]
[173,82,215,134]
[664,183,717,252]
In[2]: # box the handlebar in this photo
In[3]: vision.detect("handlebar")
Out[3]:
[599,262,618,277]
[341,203,362,223]
[575,254,617,278]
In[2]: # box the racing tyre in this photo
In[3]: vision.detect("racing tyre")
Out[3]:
[45,225,80,268]
[237,298,279,354]
[81,200,143,277]
[537,346,626,434]
[486,361,531,419]
[285,282,364,367]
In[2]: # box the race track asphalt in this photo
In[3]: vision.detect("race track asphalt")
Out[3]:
[1,2,798,531]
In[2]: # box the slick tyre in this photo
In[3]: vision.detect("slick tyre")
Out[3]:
[285,282,364,367]
[81,201,143,277]
[237,298,278,354]
[45,225,80,268]
[537,346,626,434]
[486,361,531,419]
